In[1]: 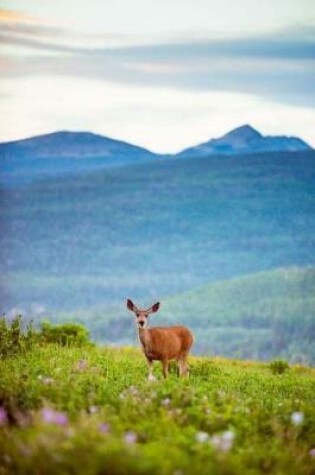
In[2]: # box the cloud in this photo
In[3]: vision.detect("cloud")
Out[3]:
[1,9,314,110]
[0,8,41,24]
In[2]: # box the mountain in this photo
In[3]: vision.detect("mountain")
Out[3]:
[0,126,312,187]
[0,131,161,186]
[176,124,312,158]
[0,130,158,161]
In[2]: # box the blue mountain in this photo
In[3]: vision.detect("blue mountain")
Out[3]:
[0,130,158,161]
[0,131,160,186]
[0,126,312,187]
[176,125,312,158]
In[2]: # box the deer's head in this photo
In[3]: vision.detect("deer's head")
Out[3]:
[127,299,160,329]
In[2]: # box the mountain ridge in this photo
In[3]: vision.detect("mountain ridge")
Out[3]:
[0,125,312,187]
[0,130,158,160]
[176,124,311,158]
[0,124,312,162]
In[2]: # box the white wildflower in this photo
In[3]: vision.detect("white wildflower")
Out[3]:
[195,431,209,443]
[161,398,171,407]
[210,430,235,452]
[291,411,304,426]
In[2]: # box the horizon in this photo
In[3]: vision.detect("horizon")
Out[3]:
[0,123,313,155]
[1,1,315,152]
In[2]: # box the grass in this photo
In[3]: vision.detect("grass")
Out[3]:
[0,343,315,474]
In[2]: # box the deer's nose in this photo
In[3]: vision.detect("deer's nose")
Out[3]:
[139,321,145,327]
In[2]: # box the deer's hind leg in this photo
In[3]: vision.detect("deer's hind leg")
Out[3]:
[162,359,169,379]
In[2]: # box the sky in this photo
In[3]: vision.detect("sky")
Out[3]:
[1,0,315,152]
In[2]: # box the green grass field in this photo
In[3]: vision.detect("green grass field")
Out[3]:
[1,341,315,474]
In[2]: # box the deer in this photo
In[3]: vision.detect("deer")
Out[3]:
[126,299,194,380]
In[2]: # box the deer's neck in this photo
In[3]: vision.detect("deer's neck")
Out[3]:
[138,328,152,353]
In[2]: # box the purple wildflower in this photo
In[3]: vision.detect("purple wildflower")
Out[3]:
[99,423,110,434]
[309,448,315,458]
[0,407,8,426]
[41,408,68,426]
[123,431,138,444]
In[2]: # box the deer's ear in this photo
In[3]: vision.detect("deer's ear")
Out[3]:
[149,302,160,314]
[127,299,137,312]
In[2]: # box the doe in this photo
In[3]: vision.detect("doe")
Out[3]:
[127,299,194,380]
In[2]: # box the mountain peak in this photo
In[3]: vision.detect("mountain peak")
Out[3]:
[176,124,311,158]
[222,124,262,141]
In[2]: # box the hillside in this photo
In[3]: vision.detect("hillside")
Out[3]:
[176,124,311,158]
[164,267,315,362]
[0,339,314,475]
[53,267,315,364]
[1,149,314,315]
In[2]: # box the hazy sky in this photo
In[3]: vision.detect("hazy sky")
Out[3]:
[1,1,315,152]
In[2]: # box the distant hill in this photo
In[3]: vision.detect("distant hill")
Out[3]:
[49,267,315,364]
[0,126,313,187]
[0,131,158,161]
[0,131,160,186]
[176,125,312,158]
[162,266,315,362]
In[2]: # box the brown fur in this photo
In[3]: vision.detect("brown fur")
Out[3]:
[126,299,194,378]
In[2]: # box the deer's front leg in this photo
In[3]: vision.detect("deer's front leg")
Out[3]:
[146,359,156,381]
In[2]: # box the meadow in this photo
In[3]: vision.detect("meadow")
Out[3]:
[0,321,314,475]
[1,150,315,363]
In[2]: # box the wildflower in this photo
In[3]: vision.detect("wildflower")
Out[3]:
[89,405,99,414]
[0,407,8,426]
[128,386,138,395]
[291,411,304,426]
[195,431,209,443]
[309,448,315,458]
[210,430,235,452]
[99,423,110,434]
[123,431,138,444]
[76,359,88,371]
[41,408,68,426]
[37,375,54,384]
[161,398,171,407]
